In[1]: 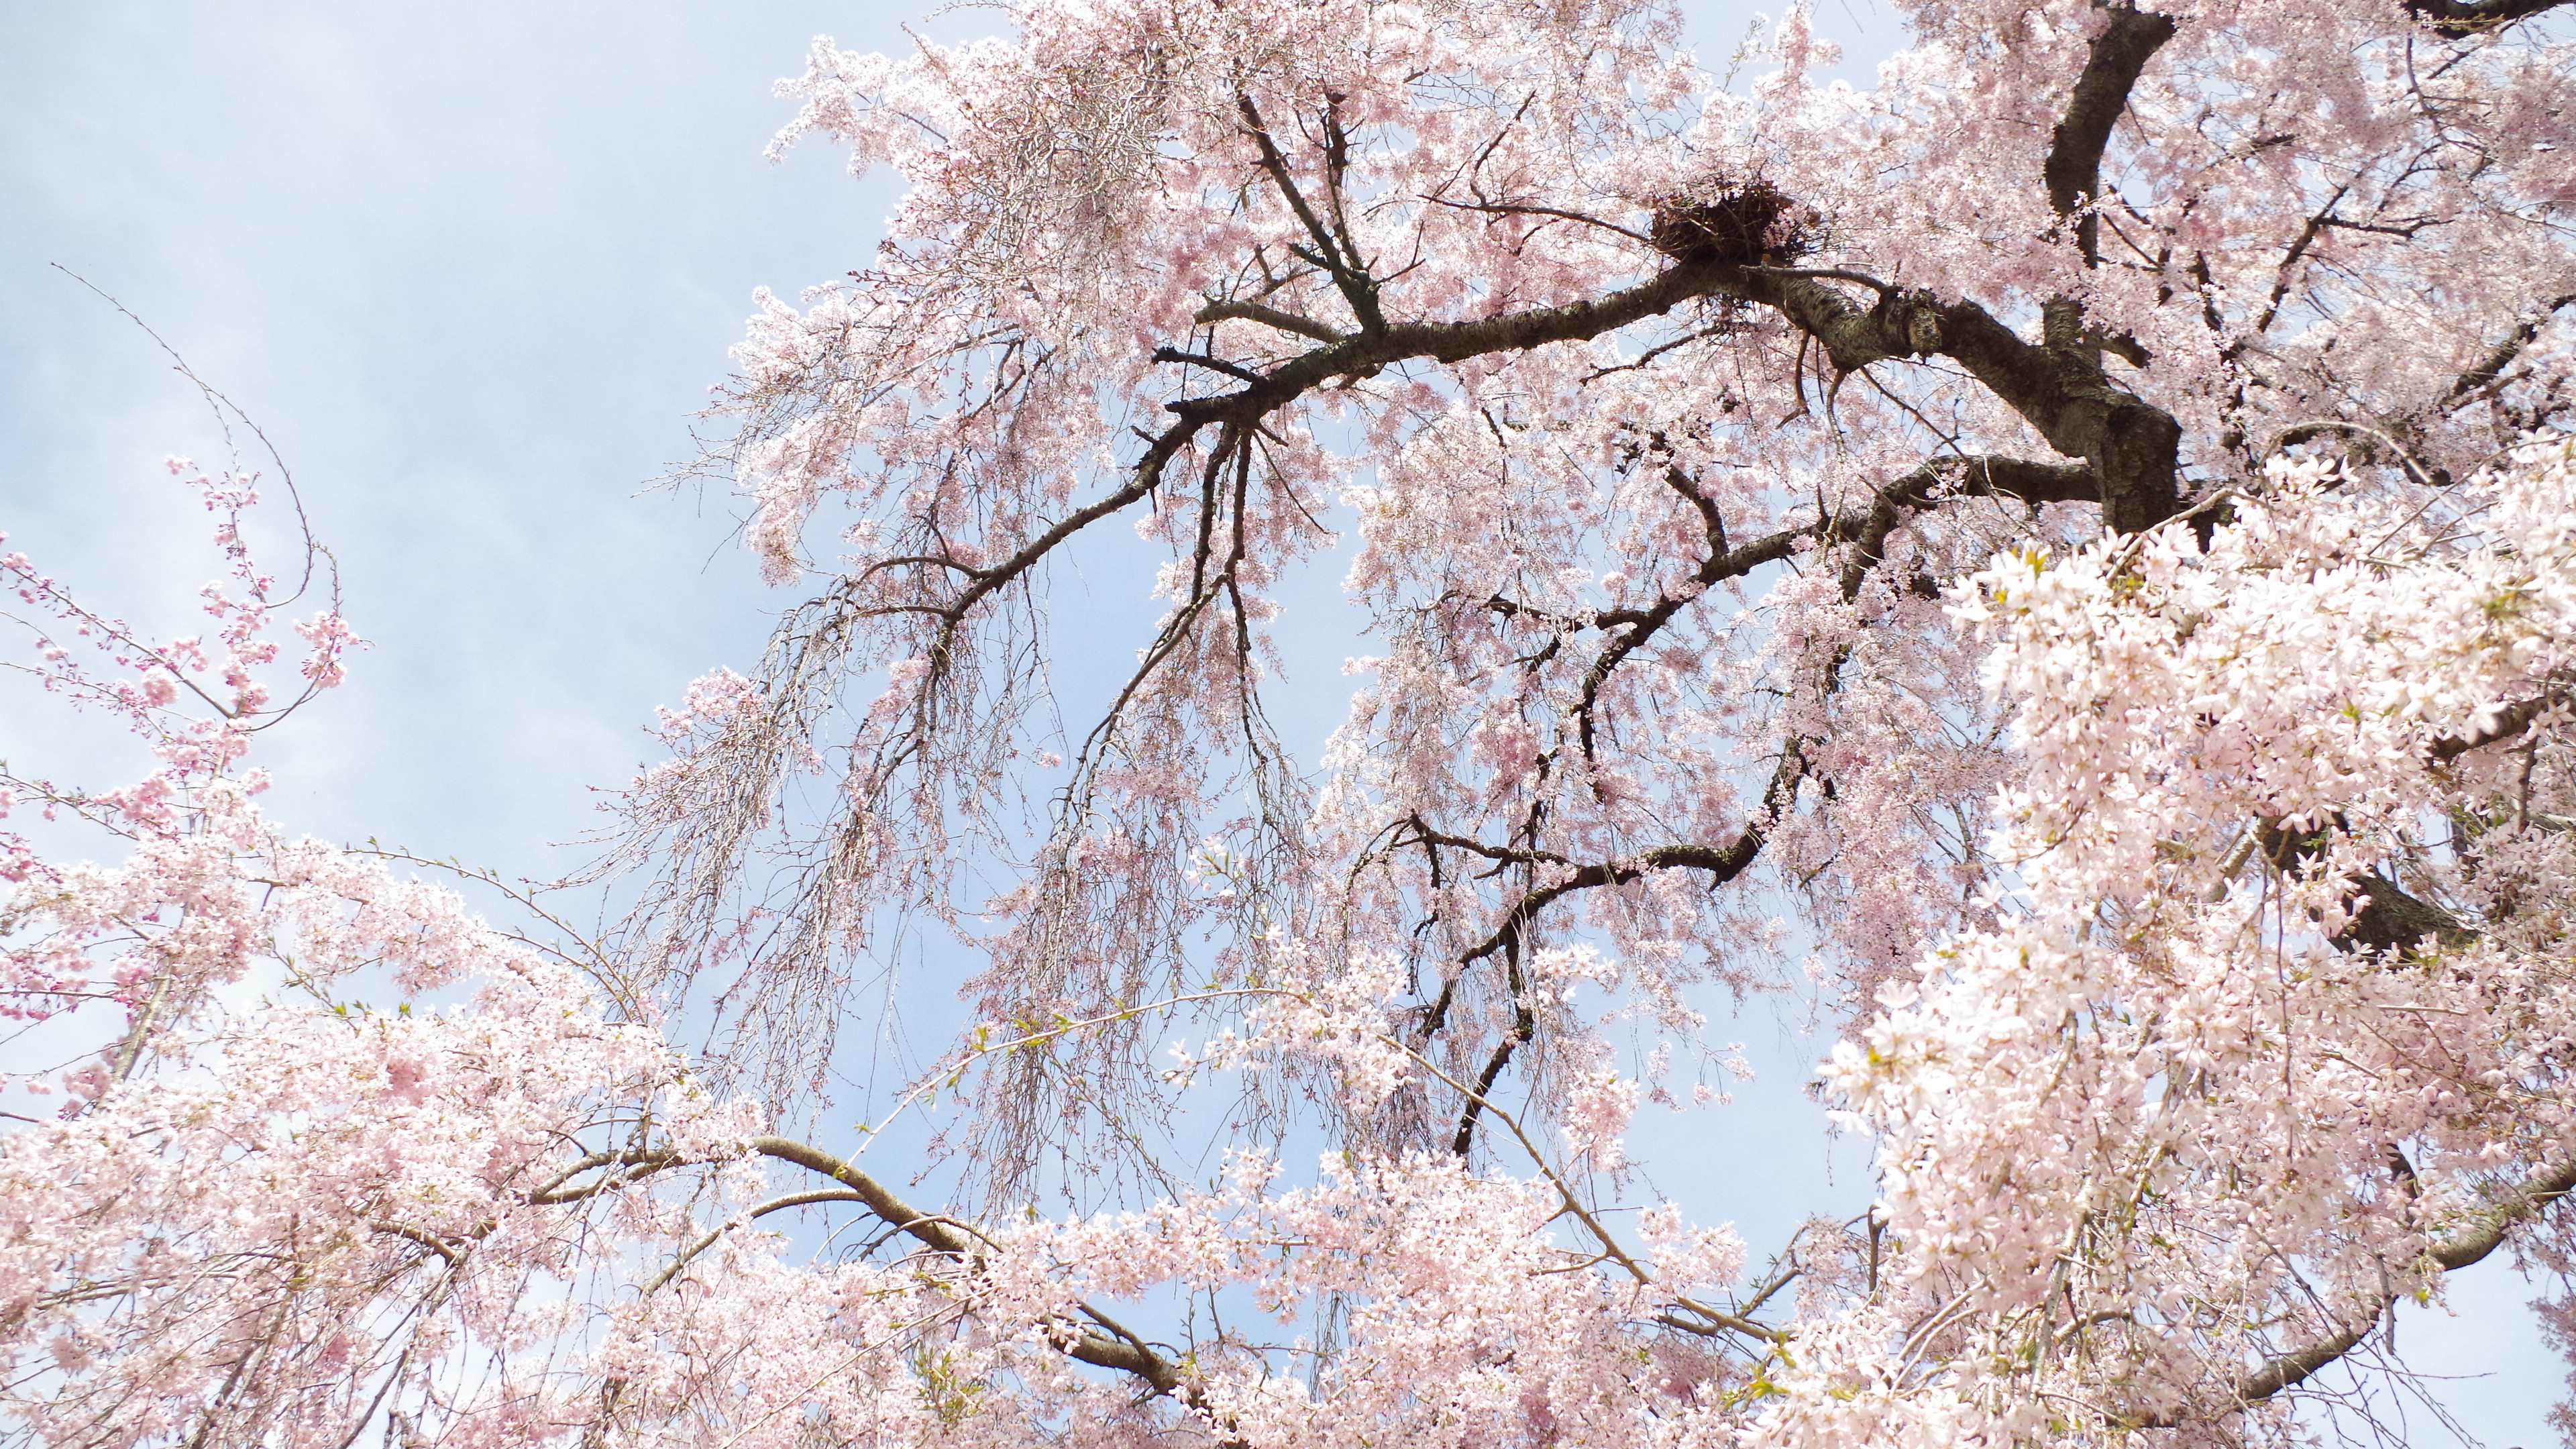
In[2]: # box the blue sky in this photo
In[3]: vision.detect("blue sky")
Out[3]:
[0,4,2559,1443]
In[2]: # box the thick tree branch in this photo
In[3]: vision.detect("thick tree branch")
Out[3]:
[2431,1155,2576,1271]
[524,1148,680,1205]
[1715,269,2182,531]
[2043,4,2179,266]
[1907,455,2104,506]
[951,255,2149,681]
[2443,293,2576,405]
[1152,346,1269,386]
[2406,0,2571,34]
[366,1221,464,1268]
[2339,870,2475,953]
[2430,692,2562,763]
[1193,299,1348,344]
[750,1137,976,1260]
[2250,814,2475,955]
[1170,256,1739,426]
[1238,93,1386,334]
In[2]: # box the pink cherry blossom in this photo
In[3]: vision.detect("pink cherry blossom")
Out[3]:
[11,0,2576,1442]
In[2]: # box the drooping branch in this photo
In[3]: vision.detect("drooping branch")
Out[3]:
[1434,449,2095,1150]
[2130,1155,2576,1421]
[1575,487,1815,761]
[1435,743,1801,1155]
[930,415,1208,640]
[1451,938,1538,1157]
[1065,427,1256,784]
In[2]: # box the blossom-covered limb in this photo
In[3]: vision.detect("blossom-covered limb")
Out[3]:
[2408,0,2571,36]
[2041,3,2179,266]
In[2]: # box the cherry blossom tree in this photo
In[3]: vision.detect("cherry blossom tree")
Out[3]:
[6,0,2576,1444]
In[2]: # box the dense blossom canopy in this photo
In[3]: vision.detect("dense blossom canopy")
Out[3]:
[5,0,2576,1444]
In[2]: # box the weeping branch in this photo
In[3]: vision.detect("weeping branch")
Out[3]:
[2125,1155,2576,1422]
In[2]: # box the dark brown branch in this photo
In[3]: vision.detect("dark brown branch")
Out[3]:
[1168,255,1748,437]
[1911,455,2104,506]
[2430,692,2561,763]
[2406,0,2571,35]
[1070,431,1253,777]
[1401,821,1572,869]
[2338,870,2475,953]
[2251,814,2475,954]
[750,1136,977,1260]
[1434,458,2092,1145]
[1163,248,2161,547]
[1574,454,2092,758]
[1409,798,1784,1042]
[2444,293,2576,405]
[2255,686,2566,953]
[1192,299,1347,344]
[1433,458,2093,1145]
[947,437,1189,620]
[1438,754,1794,1156]
[1238,93,1385,335]
[2043,3,2179,265]
[1152,347,1269,386]
[1835,455,2103,598]
[2158,773,2574,1417]
[751,1136,1214,1410]
[1452,941,1539,1157]
[1450,739,1803,980]
[2247,189,2353,343]
[896,414,1205,672]
[1715,269,2182,533]
[1452,835,1776,972]
[1576,464,1780,758]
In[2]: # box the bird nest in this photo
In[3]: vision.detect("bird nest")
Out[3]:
[1648,181,1819,268]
